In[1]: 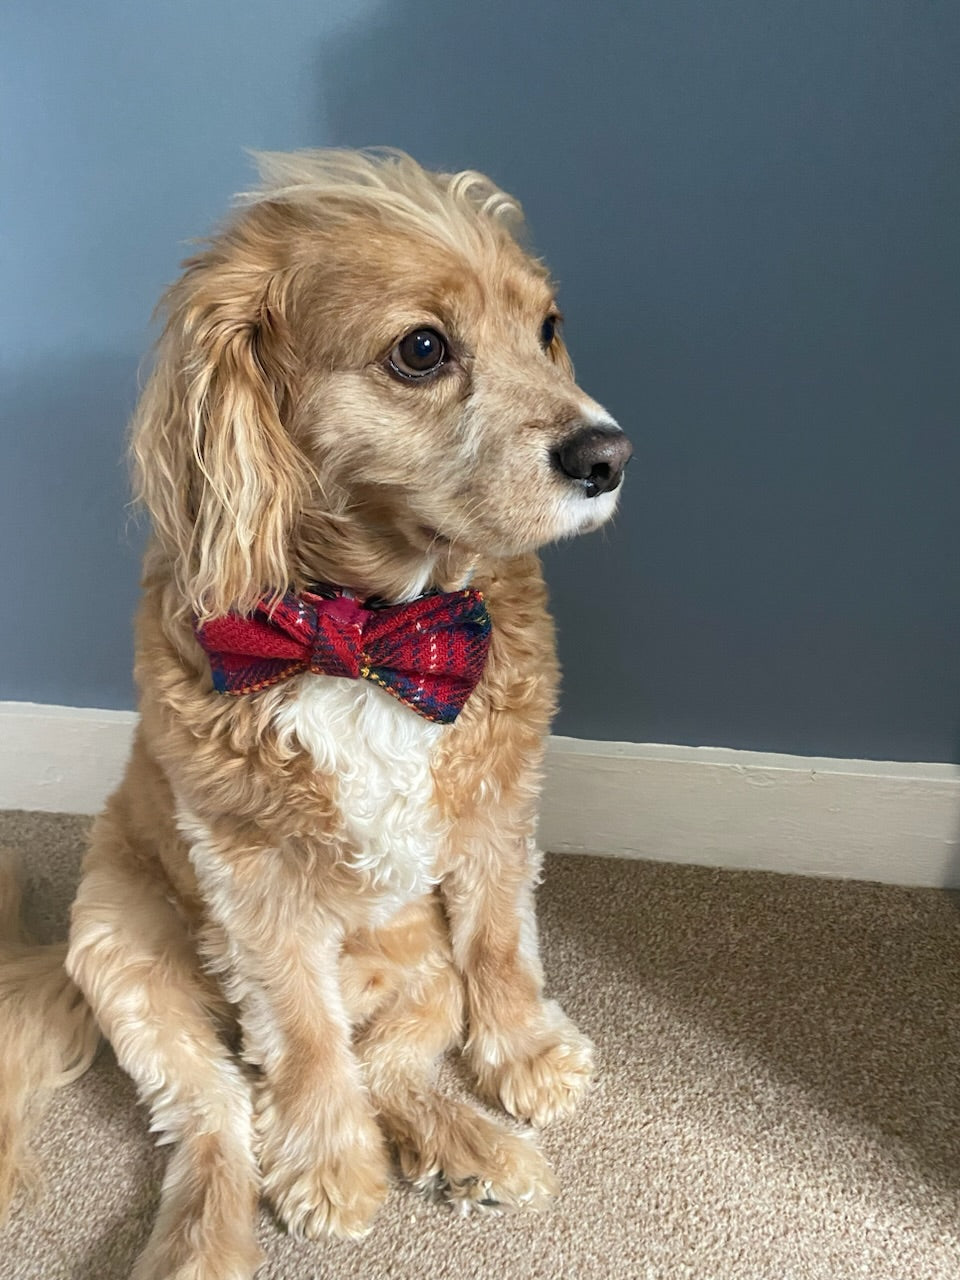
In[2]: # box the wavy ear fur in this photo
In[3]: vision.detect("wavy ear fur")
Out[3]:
[131,242,311,620]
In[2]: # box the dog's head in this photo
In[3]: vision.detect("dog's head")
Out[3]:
[133,149,631,617]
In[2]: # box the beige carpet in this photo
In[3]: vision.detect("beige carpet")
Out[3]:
[0,809,958,1280]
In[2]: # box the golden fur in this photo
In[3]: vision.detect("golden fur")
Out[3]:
[0,149,629,1280]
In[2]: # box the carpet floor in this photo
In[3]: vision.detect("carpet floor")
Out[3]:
[0,809,958,1280]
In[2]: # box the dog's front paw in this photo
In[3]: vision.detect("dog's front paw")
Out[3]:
[264,1144,391,1240]
[259,1102,391,1239]
[397,1098,558,1213]
[493,1033,596,1128]
[472,1004,596,1128]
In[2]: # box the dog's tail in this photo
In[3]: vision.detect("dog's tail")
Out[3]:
[0,846,101,1221]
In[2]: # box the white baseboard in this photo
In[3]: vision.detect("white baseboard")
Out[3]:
[540,736,960,887]
[0,702,137,816]
[2,701,959,888]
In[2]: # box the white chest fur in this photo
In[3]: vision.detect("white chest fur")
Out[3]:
[272,677,447,916]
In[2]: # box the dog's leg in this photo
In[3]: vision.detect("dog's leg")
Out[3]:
[182,820,391,1241]
[441,829,595,1129]
[345,898,557,1214]
[67,811,261,1280]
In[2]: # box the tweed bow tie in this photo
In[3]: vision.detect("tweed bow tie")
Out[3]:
[194,586,492,724]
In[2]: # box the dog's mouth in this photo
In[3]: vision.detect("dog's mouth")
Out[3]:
[414,475,624,557]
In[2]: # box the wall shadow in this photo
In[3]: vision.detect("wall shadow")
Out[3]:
[1,352,146,710]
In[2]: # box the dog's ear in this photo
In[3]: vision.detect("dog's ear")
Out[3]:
[132,248,311,619]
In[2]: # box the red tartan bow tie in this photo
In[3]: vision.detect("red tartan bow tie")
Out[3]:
[194,586,492,724]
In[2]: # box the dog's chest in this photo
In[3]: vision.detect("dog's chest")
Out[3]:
[272,677,446,914]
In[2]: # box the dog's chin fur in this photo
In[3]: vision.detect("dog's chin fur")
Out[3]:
[0,149,627,1276]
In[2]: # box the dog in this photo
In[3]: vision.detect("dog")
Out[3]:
[0,149,631,1280]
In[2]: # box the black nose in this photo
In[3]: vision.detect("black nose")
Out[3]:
[553,425,633,498]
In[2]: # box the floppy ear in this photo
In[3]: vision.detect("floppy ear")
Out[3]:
[131,250,312,619]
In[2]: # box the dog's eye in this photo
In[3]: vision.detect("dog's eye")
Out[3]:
[540,315,558,348]
[388,328,447,379]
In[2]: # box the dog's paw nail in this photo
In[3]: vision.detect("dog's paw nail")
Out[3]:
[400,1107,557,1214]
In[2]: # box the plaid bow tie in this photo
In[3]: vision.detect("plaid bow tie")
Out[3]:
[194,586,492,724]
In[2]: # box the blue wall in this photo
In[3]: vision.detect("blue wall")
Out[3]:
[2,1,959,761]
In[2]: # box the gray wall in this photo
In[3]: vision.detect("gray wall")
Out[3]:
[3,1,958,762]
